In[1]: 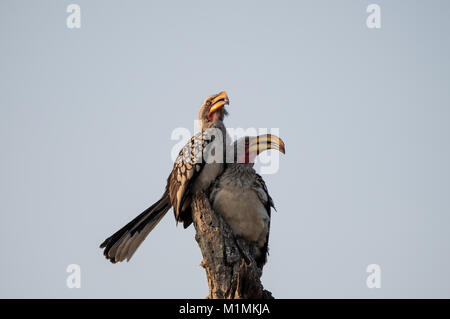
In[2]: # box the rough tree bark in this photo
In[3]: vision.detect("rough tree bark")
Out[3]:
[191,192,274,299]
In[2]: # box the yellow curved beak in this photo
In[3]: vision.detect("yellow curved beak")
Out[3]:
[248,134,286,155]
[209,91,229,114]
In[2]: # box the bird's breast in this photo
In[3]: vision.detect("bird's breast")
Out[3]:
[212,186,269,247]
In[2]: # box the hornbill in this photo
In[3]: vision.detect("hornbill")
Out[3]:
[100,91,230,263]
[210,134,285,267]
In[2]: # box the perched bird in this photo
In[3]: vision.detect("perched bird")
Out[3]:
[210,134,285,267]
[100,91,230,263]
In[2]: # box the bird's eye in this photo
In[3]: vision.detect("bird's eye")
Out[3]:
[206,101,211,106]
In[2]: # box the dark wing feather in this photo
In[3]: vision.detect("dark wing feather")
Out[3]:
[99,189,171,263]
[253,173,275,267]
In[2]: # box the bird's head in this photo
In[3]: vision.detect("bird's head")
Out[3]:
[198,91,229,128]
[233,134,286,166]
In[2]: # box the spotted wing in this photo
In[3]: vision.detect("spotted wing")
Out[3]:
[168,130,210,223]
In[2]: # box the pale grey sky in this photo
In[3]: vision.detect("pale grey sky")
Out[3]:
[1,0,449,298]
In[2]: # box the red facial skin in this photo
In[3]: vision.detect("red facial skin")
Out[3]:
[237,143,257,166]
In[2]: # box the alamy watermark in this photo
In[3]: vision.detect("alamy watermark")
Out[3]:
[66,264,81,288]
[66,4,81,29]
[366,264,381,288]
[366,4,381,29]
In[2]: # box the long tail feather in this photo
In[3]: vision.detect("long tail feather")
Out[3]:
[100,190,171,263]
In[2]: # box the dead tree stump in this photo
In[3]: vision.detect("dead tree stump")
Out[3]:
[191,192,273,299]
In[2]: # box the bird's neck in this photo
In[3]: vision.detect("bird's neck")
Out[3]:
[222,164,256,187]
[203,119,225,131]
[228,163,255,174]
[203,120,231,146]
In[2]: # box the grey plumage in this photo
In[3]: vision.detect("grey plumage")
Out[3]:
[210,164,274,267]
[209,134,285,267]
